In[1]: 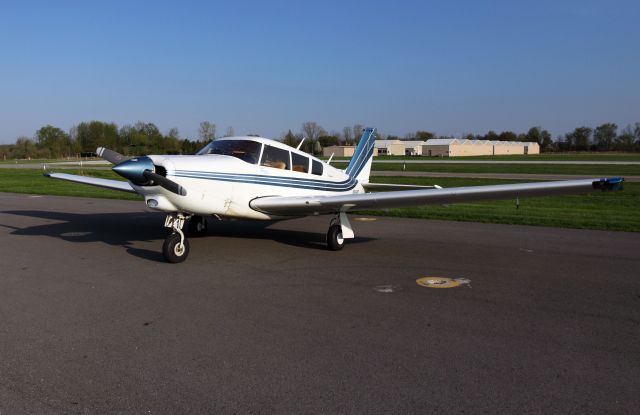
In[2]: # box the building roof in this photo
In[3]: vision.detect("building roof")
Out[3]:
[374,140,404,148]
[401,140,426,147]
[424,138,459,145]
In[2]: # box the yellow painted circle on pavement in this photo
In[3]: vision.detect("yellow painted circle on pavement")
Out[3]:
[416,277,461,289]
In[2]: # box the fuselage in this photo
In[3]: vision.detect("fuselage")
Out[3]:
[132,136,363,219]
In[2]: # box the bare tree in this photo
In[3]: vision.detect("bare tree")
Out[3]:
[224,126,235,137]
[353,124,364,143]
[167,127,180,139]
[301,121,325,154]
[199,121,216,142]
[342,126,352,145]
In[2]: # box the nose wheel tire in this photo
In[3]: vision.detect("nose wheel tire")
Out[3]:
[163,233,190,263]
[327,225,345,251]
[187,215,208,236]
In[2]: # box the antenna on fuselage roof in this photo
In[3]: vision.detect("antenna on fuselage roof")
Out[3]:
[296,137,306,150]
[327,153,335,164]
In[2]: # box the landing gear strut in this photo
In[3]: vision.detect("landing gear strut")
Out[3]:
[326,212,354,251]
[163,213,190,263]
[187,215,208,237]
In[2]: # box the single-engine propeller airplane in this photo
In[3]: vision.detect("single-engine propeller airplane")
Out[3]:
[45,128,623,263]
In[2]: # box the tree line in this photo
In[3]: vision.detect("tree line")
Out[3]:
[2,120,639,160]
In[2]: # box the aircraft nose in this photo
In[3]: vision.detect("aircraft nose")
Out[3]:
[112,156,155,184]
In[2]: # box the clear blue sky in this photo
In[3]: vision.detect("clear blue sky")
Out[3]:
[1,0,638,143]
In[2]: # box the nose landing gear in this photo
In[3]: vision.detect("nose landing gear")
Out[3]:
[163,214,190,263]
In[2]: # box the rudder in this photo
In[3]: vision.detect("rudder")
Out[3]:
[345,127,376,183]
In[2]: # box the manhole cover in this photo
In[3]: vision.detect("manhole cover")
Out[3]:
[416,277,471,289]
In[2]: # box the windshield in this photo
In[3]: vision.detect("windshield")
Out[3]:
[197,140,262,164]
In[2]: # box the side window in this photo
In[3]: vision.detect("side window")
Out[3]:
[311,160,323,176]
[260,145,290,170]
[291,152,309,173]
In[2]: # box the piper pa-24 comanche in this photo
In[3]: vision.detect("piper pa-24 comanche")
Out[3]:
[45,128,623,263]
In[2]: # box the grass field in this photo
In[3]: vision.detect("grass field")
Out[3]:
[332,162,639,176]
[365,176,639,232]
[327,152,640,162]
[1,169,637,232]
[0,169,141,200]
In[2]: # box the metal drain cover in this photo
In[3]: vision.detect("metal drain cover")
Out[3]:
[416,277,471,289]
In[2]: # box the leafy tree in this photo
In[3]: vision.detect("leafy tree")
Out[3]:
[318,135,339,147]
[76,121,118,153]
[615,125,635,151]
[415,131,435,140]
[282,129,298,147]
[593,123,617,151]
[13,136,37,159]
[526,126,552,151]
[498,131,517,141]
[484,130,498,141]
[565,126,592,151]
[36,125,69,158]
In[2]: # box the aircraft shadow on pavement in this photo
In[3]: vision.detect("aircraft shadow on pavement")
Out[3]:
[1,210,375,262]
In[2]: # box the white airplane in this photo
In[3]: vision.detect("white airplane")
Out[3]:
[45,128,623,263]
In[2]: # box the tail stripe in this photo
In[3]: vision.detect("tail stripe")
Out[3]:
[345,128,376,178]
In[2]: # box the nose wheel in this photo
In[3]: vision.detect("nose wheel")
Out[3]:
[163,214,190,263]
[163,233,190,263]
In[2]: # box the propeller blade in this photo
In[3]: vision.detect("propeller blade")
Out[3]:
[143,170,187,196]
[96,147,127,164]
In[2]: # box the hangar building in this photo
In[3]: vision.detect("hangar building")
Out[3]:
[322,145,378,158]
[423,139,540,157]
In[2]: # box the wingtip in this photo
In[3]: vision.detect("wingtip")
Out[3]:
[592,177,624,191]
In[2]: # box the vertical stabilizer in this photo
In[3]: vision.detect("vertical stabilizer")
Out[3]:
[345,127,376,183]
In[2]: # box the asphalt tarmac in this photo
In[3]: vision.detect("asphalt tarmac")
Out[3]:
[1,192,639,414]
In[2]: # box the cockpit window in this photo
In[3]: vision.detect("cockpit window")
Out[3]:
[291,152,309,173]
[312,159,323,176]
[196,140,261,164]
[260,145,290,170]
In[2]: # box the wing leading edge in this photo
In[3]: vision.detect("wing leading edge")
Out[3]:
[44,172,136,193]
[250,178,623,216]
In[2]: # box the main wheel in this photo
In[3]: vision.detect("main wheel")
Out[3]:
[326,224,345,251]
[187,216,208,237]
[163,233,190,263]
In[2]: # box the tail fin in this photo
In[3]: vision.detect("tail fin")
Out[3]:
[345,127,376,182]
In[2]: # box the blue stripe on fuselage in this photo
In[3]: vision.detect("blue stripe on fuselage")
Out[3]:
[171,170,358,191]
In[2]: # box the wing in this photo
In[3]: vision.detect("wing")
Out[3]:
[250,178,623,216]
[362,182,441,191]
[44,172,137,193]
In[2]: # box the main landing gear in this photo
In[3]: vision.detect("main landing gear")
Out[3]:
[326,212,354,251]
[187,215,208,237]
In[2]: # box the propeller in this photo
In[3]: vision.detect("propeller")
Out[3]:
[96,147,128,164]
[110,155,188,196]
[143,170,187,196]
